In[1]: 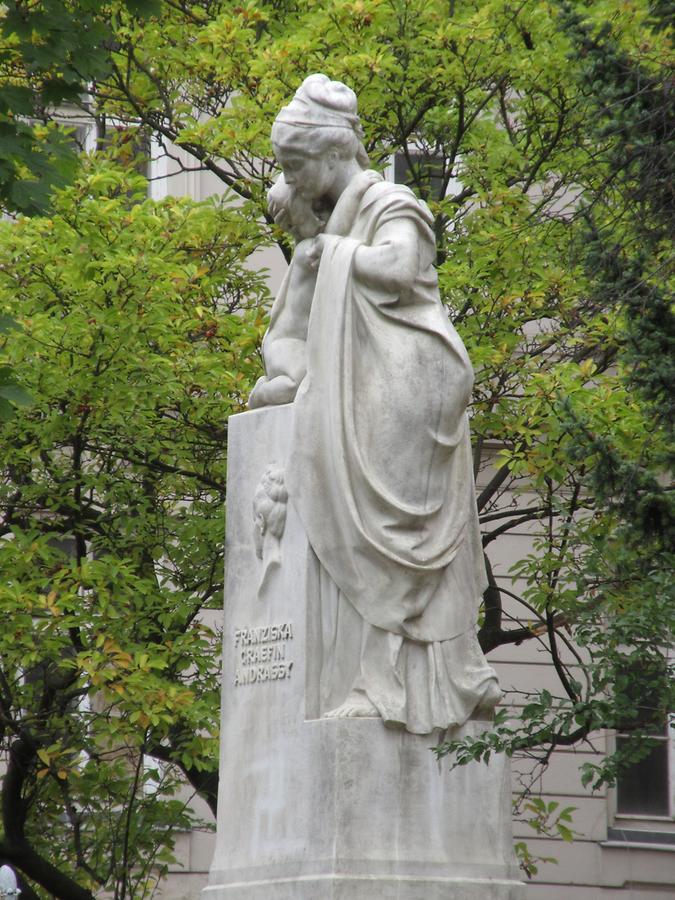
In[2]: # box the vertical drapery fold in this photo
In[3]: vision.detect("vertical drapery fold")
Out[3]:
[286,171,488,645]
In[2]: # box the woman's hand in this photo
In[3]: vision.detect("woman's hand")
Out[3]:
[294,235,325,271]
[268,174,290,224]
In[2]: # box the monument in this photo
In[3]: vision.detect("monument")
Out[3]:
[205,74,525,899]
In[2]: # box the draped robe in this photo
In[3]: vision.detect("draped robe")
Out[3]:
[268,169,499,733]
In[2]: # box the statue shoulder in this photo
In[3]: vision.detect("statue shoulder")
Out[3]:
[361,176,434,228]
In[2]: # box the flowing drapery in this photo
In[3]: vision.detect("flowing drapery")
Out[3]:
[280,170,498,731]
[286,171,488,643]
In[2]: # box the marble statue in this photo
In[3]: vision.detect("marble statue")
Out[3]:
[248,73,500,735]
[205,75,525,900]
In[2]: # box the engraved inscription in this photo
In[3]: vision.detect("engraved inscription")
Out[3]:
[233,622,293,687]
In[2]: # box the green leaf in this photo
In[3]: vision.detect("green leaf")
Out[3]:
[0,383,32,407]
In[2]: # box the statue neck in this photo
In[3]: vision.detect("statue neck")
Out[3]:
[327,158,365,204]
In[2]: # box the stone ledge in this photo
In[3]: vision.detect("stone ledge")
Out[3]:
[204,873,526,900]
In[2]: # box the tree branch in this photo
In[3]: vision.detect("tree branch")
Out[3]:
[147,740,218,818]
[476,463,512,511]
[1,736,95,900]
[482,508,551,547]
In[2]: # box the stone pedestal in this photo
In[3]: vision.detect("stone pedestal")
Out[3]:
[205,405,525,900]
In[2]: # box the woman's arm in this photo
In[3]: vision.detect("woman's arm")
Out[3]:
[353,218,420,293]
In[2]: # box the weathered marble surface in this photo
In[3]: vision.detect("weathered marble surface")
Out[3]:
[205,406,524,900]
[206,75,524,899]
[247,74,500,734]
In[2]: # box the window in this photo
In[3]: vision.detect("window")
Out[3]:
[616,721,672,817]
[609,657,674,839]
[394,153,446,200]
[389,150,463,203]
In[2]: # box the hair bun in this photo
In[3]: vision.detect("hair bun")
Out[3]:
[272,73,369,167]
[298,74,358,117]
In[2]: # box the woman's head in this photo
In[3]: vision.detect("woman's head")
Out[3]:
[271,74,369,185]
[267,173,329,240]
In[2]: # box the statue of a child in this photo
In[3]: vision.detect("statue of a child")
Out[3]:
[248,176,329,409]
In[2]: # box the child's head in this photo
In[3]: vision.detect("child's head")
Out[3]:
[252,464,288,559]
[267,173,329,241]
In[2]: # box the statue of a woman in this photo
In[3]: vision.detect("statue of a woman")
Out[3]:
[249,74,500,735]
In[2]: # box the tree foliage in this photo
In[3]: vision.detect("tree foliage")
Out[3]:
[0,159,267,896]
[0,0,673,895]
[0,0,162,215]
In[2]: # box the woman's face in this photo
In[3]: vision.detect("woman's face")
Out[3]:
[273,144,336,202]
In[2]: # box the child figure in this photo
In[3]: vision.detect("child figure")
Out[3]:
[248,175,329,409]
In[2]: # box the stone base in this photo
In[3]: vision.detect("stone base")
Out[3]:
[206,406,525,900]
[207,715,524,900]
[205,875,523,900]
